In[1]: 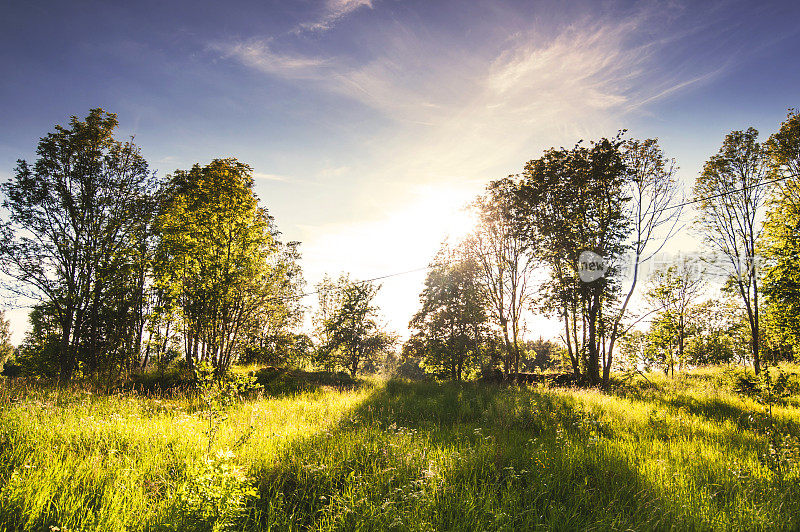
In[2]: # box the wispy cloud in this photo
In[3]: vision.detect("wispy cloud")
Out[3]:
[296,0,374,33]
[212,3,737,194]
[209,1,745,333]
[215,7,727,129]
[252,171,293,182]
[208,40,330,79]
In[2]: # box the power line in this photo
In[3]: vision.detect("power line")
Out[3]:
[662,173,791,212]
[274,264,439,303]
[287,175,793,299]
[272,172,794,303]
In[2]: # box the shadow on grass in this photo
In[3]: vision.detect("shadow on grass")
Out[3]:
[124,365,365,397]
[633,390,800,438]
[252,367,364,396]
[242,380,717,531]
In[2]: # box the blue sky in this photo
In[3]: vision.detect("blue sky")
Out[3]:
[1,0,799,342]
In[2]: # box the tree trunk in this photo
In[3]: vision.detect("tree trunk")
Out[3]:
[586,295,601,386]
[59,317,75,383]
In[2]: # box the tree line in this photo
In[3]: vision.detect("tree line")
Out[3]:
[1,108,799,386]
[403,110,800,386]
[0,110,308,381]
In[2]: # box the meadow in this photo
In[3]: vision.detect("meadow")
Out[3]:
[1,366,800,531]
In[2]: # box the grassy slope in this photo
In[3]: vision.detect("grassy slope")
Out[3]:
[1,366,800,531]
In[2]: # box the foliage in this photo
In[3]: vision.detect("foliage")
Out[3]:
[252,366,359,395]
[468,178,533,379]
[178,449,256,532]
[178,362,261,531]
[685,299,748,366]
[315,275,395,377]
[520,337,568,372]
[154,159,297,374]
[0,109,159,381]
[407,243,488,381]
[615,329,656,373]
[766,108,800,184]
[734,366,800,478]
[194,361,263,411]
[760,110,800,362]
[644,260,704,375]
[240,332,312,368]
[12,303,62,379]
[605,139,682,382]
[516,134,630,385]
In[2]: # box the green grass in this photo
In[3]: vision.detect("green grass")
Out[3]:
[2,366,800,531]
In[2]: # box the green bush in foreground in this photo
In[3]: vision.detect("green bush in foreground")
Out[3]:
[1,365,800,531]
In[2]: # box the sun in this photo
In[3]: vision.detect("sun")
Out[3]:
[399,184,478,245]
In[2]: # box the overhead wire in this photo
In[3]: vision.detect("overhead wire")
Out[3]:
[272,172,795,303]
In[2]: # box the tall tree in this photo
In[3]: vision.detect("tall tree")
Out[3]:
[0,109,158,381]
[685,299,746,366]
[517,136,629,386]
[247,240,306,365]
[604,139,682,382]
[766,108,800,202]
[469,178,533,380]
[761,109,800,361]
[693,128,769,374]
[154,158,283,374]
[407,243,488,381]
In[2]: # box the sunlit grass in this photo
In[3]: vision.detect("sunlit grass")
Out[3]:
[2,366,800,531]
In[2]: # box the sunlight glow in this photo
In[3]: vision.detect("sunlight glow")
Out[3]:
[394,184,478,246]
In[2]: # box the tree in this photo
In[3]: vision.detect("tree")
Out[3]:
[693,128,769,374]
[761,109,800,361]
[468,179,533,380]
[13,302,62,379]
[316,275,395,377]
[0,109,158,381]
[237,240,306,367]
[760,181,800,361]
[766,108,800,203]
[154,158,286,374]
[645,259,704,375]
[517,135,630,386]
[407,243,488,381]
[521,338,567,372]
[685,299,746,366]
[615,329,652,373]
[605,139,682,382]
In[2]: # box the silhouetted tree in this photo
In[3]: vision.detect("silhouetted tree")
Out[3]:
[516,136,629,386]
[469,178,533,380]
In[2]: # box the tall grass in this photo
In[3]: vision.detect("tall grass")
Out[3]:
[1,366,799,531]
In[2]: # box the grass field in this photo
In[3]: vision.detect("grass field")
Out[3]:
[2,366,800,531]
